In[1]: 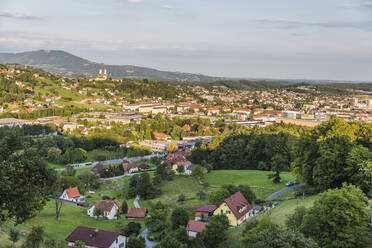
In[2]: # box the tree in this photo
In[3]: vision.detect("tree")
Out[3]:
[93,208,104,218]
[192,165,204,179]
[208,188,230,205]
[167,143,178,153]
[127,236,146,248]
[74,240,86,248]
[199,215,230,248]
[9,229,19,246]
[47,147,61,163]
[177,194,186,204]
[120,222,142,237]
[300,184,370,248]
[196,191,207,200]
[0,149,56,224]
[61,164,76,177]
[241,217,318,248]
[171,208,189,230]
[24,226,44,248]
[156,235,187,248]
[176,165,185,174]
[285,206,307,231]
[122,200,128,214]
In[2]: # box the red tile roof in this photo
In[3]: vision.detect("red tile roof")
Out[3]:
[94,200,121,212]
[222,191,252,220]
[66,226,120,248]
[126,207,147,218]
[187,220,207,233]
[65,187,80,199]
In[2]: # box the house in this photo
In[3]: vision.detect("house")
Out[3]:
[138,163,150,171]
[126,207,147,219]
[170,160,193,175]
[186,220,207,239]
[87,200,121,220]
[152,131,171,140]
[60,187,83,203]
[122,161,139,174]
[195,205,217,221]
[66,226,126,248]
[213,191,252,226]
[91,163,107,175]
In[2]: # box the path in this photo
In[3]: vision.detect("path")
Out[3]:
[266,183,305,201]
[136,195,158,248]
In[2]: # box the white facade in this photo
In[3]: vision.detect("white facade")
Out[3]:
[60,190,82,203]
[187,230,198,238]
[87,203,120,220]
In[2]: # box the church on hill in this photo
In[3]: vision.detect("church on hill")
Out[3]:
[89,69,108,81]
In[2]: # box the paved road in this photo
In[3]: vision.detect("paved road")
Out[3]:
[55,153,165,171]
[266,183,305,201]
[136,195,158,248]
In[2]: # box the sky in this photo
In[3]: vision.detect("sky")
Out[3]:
[0,0,372,81]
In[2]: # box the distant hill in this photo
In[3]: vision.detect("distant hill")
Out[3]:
[0,50,221,82]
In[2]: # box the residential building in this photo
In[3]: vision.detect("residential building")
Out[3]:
[194,205,217,221]
[213,191,252,226]
[126,207,147,219]
[66,226,126,248]
[186,220,207,239]
[87,200,121,220]
[60,187,83,203]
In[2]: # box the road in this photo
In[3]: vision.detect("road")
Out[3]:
[136,195,158,248]
[266,183,305,201]
[55,153,165,171]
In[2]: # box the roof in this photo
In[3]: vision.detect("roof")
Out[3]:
[123,162,138,172]
[195,205,217,213]
[126,207,147,218]
[222,191,252,220]
[65,187,80,199]
[94,200,121,212]
[187,220,207,233]
[66,226,120,248]
[91,163,107,174]
[152,131,171,139]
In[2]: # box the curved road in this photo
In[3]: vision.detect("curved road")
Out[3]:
[135,195,158,248]
[266,183,305,201]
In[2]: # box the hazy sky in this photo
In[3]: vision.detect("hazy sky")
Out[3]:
[0,0,372,81]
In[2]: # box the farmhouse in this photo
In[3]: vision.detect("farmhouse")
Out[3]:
[87,200,121,220]
[213,191,252,226]
[126,207,147,220]
[66,226,126,248]
[186,220,207,239]
[122,161,139,174]
[60,187,83,203]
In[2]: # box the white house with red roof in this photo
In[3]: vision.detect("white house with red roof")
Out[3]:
[60,187,83,203]
[87,200,121,220]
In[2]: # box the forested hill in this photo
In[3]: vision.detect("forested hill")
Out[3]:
[0,50,221,82]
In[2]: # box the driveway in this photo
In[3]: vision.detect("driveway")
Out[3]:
[136,195,158,248]
[266,183,305,201]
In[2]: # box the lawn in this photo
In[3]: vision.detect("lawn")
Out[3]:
[148,176,217,216]
[7,200,143,243]
[205,170,295,199]
[259,194,320,226]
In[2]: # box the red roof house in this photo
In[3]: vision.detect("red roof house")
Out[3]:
[187,220,208,238]
[126,207,147,219]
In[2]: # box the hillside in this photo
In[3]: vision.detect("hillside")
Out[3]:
[0,50,221,82]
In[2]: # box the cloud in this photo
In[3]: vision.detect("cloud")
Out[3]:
[342,1,372,8]
[257,18,372,32]
[127,0,144,3]
[0,11,40,20]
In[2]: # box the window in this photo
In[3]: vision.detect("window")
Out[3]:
[220,209,223,214]
[119,243,125,248]
[226,210,231,214]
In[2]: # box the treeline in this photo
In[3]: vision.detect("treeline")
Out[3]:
[0,106,90,120]
[190,118,372,196]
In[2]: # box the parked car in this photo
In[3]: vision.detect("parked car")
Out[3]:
[286,181,297,187]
